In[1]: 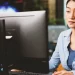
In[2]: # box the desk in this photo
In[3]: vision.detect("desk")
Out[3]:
[9,69,53,75]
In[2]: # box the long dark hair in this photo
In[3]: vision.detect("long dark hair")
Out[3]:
[66,0,75,6]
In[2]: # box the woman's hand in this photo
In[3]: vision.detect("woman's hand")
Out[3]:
[52,70,73,75]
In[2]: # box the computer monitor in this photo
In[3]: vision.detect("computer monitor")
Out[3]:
[0,20,5,62]
[0,11,49,73]
[0,20,9,75]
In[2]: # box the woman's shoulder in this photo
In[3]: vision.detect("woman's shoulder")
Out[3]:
[56,29,71,43]
[59,29,71,37]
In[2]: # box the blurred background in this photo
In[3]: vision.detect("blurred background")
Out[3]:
[0,0,68,56]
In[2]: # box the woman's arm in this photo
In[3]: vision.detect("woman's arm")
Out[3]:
[49,44,60,71]
[49,32,63,71]
[70,70,75,75]
[52,70,74,75]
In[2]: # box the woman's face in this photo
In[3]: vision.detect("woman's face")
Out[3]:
[65,0,75,29]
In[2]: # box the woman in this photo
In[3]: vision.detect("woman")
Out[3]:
[49,0,75,75]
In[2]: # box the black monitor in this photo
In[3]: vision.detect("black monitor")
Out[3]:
[0,20,9,75]
[0,20,5,63]
[0,11,49,73]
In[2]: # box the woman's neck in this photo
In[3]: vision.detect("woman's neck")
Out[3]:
[70,29,75,50]
[71,29,75,37]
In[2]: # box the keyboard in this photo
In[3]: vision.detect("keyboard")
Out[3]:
[9,71,52,75]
